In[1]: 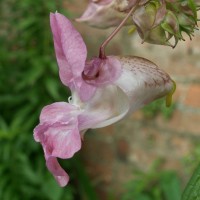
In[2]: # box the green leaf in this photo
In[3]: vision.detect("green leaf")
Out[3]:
[182,163,200,200]
[72,156,99,200]
[45,78,62,100]
[41,178,63,200]
[161,171,181,200]
[187,0,197,19]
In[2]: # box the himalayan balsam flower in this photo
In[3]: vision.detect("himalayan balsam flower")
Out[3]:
[77,0,199,47]
[76,0,147,28]
[33,12,175,187]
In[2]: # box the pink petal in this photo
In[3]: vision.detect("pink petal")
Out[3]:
[78,81,97,102]
[34,102,81,158]
[43,123,81,158]
[39,102,79,124]
[92,0,113,5]
[50,13,87,89]
[34,122,81,165]
[46,156,69,187]
[76,2,126,28]
[83,56,122,86]
[33,102,82,186]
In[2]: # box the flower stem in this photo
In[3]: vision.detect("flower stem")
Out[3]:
[99,5,138,59]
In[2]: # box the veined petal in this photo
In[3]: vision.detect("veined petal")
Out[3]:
[115,56,174,112]
[50,13,87,89]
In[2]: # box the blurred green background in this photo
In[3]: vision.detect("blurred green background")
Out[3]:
[0,0,198,200]
[0,0,97,199]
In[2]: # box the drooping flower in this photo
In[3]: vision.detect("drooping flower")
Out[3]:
[76,0,148,28]
[77,0,199,47]
[33,12,175,187]
[76,0,129,28]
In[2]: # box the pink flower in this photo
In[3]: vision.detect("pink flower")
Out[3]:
[76,0,149,28]
[33,12,175,187]
[76,0,131,28]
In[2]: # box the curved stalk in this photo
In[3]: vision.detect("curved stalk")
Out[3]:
[99,5,138,59]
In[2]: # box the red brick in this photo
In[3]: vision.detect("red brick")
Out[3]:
[81,137,115,163]
[156,110,200,135]
[128,148,158,171]
[95,125,115,136]
[184,84,200,108]
[83,160,113,184]
[172,82,188,103]
[162,158,183,171]
[116,138,130,161]
[170,136,193,157]
[130,110,144,121]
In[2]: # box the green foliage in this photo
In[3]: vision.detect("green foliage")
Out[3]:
[183,144,200,174]
[0,0,97,199]
[142,98,176,119]
[182,163,200,200]
[121,161,182,200]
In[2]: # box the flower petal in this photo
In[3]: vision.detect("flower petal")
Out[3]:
[76,85,130,130]
[83,56,122,86]
[39,102,79,124]
[115,56,174,112]
[33,102,82,187]
[46,156,69,187]
[76,1,126,28]
[92,0,113,5]
[43,123,81,158]
[34,102,82,159]
[50,13,87,89]
[78,81,97,102]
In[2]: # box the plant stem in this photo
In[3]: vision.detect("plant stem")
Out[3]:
[99,5,138,59]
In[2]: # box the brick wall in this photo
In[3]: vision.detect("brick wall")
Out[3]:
[65,1,200,199]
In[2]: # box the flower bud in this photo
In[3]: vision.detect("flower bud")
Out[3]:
[132,1,171,46]
[132,0,199,47]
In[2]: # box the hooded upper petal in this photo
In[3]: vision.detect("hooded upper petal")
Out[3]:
[115,56,174,112]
